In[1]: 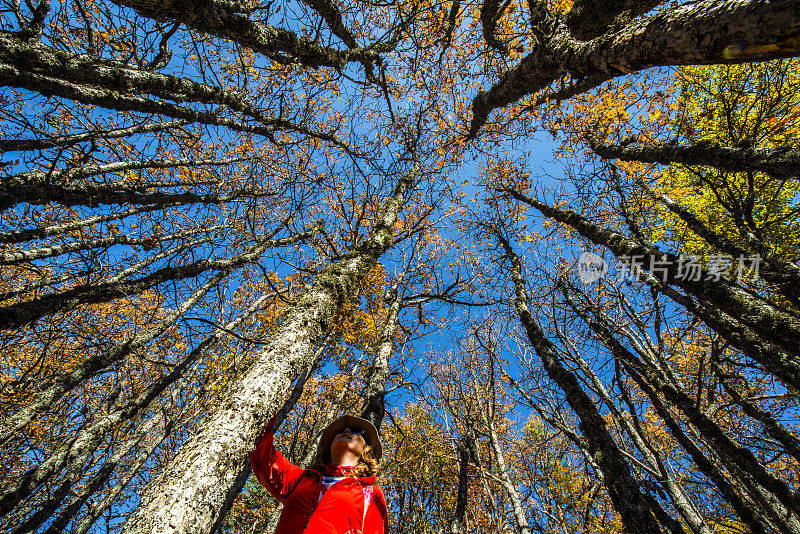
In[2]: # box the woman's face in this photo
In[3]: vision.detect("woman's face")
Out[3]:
[330,427,366,458]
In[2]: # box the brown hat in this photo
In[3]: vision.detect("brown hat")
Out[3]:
[317,415,383,462]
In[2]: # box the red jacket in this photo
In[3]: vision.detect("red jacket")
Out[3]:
[249,421,388,534]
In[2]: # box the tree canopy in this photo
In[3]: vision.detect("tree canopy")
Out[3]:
[1,1,799,533]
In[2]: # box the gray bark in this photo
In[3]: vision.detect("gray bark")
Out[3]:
[209,337,330,534]
[0,32,324,135]
[109,0,387,69]
[1,157,251,211]
[0,119,189,153]
[594,140,800,180]
[469,0,800,138]
[0,225,224,266]
[564,338,711,534]
[572,293,800,533]
[104,236,215,284]
[566,0,664,41]
[0,33,348,148]
[486,419,531,534]
[360,276,402,429]
[0,275,226,514]
[302,0,358,49]
[0,227,303,446]
[0,227,312,330]
[0,194,247,245]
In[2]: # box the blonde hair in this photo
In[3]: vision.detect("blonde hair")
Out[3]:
[313,444,380,479]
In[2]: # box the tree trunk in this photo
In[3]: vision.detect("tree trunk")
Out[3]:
[505,189,800,390]
[469,0,800,137]
[361,276,402,429]
[486,419,530,534]
[448,433,473,534]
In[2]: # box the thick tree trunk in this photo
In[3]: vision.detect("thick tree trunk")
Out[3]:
[208,337,331,534]
[109,0,384,68]
[594,141,800,180]
[123,163,416,534]
[469,0,800,137]
[0,33,342,145]
[0,33,321,134]
[566,0,663,41]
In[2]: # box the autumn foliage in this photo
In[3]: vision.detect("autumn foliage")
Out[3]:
[1,1,799,533]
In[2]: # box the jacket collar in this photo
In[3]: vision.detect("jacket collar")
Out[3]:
[309,469,375,485]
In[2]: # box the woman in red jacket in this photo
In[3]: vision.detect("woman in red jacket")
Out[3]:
[249,414,388,534]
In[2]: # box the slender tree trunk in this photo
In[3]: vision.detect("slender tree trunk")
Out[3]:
[0,225,223,266]
[448,433,473,534]
[0,119,189,153]
[571,291,800,516]
[717,371,800,464]
[496,231,662,534]
[0,226,305,446]
[0,270,236,449]
[0,200,207,245]
[0,274,229,513]
[361,276,402,429]
[0,227,309,330]
[563,331,711,534]
[578,300,793,533]
[486,419,530,534]
[621,170,800,296]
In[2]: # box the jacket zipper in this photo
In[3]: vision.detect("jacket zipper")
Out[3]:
[302,472,322,531]
[302,475,359,531]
